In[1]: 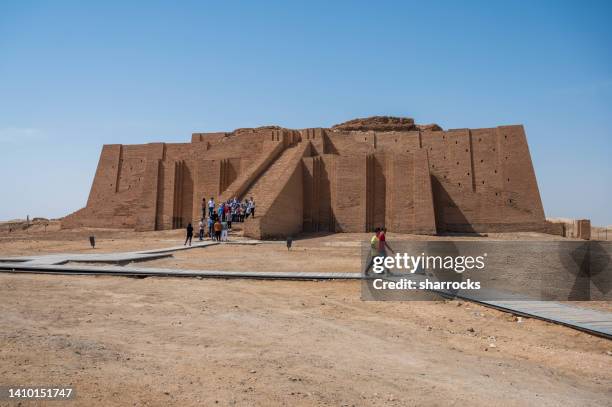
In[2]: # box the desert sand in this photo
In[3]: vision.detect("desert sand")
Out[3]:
[0,225,610,406]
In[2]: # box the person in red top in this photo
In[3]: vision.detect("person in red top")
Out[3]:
[377,227,395,275]
[224,202,232,230]
[378,227,394,257]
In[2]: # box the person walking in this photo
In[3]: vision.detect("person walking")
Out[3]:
[184,223,194,246]
[377,227,395,274]
[364,228,381,275]
[378,227,393,257]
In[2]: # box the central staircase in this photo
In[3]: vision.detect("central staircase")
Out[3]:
[238,141,311,238]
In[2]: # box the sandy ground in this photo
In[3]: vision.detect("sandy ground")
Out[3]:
[1,227,611,406]
[1,275,611,407]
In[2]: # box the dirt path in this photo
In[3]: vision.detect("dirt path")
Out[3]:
[1,274,610,406]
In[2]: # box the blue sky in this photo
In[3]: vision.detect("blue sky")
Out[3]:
[1,1,610,225]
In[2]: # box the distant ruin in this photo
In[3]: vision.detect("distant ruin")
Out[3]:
[62,116,560,238]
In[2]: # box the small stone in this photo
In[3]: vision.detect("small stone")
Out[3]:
[467,327,475,333]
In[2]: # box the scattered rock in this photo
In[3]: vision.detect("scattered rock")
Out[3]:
[467,327,475,333]
[416,123,443,132]
[331,116,443,132]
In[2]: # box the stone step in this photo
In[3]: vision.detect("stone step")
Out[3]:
[241,145,303,215]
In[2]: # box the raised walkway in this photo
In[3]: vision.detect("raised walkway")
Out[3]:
[414,276,612,339]
[0,240,260,266]
[0,262,360,280]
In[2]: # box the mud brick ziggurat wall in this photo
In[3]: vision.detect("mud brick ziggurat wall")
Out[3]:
[62,116,559,239]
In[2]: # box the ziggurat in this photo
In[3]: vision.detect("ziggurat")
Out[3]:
[62,116,558,239]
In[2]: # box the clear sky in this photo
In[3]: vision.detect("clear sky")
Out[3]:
[1,1,610,225]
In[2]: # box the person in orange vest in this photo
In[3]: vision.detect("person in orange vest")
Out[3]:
[213,219,222,242]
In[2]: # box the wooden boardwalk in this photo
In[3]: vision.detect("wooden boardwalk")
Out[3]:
[0,262,361,280]
[474,300,612,339]
[0,258,610,339]
[0,239,262,266]
[380,273,612,339]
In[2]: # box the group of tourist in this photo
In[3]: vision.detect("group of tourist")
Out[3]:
[183,199,392,272]
[184,196,256,246]
[203,197,256,224]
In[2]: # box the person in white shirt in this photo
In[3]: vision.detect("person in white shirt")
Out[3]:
[208,197,215,217]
